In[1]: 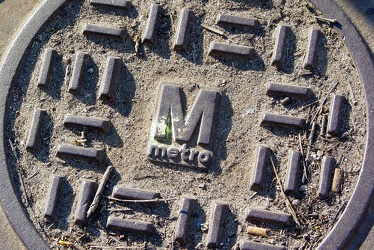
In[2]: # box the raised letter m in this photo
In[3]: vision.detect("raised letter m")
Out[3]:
[152,83,221,146]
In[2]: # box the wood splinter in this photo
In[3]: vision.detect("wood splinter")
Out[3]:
[86,165,114,218]
[247,226,269,237]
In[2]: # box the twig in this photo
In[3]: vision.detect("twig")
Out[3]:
[8,139,30,206]
[298,134,309,183]
[314,16,337,24]
[87,165,114,218]
[310,82,339,124]
[201,23,226,37]
[107,208,132,212]
[332,201,347,223]
[270,158,301,226]
[306,122,316,159]
[107,196,178,203]
[88,246,145,250]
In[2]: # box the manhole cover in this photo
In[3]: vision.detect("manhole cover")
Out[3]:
[0,0,373,249]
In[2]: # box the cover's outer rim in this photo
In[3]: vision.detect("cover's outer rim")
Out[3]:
[0,1,69,249]
[0,0,372,250]
[309,1,374,249]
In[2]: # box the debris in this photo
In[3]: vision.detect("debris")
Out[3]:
[58,240,72,246]
[247,226,269,237]
[201,23,226,37]
[314,16,337,24]
[86,165,114,218]
[280,97,291,105]
[107,196,178,203]
[134,34,141,54]
[331,168,343,193]
[270,158,302,226]
[87,68,94,74]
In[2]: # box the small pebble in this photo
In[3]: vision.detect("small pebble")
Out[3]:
[88,68,94,74]
[292,199,300,206]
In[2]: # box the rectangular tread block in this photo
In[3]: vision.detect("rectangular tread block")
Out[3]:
[44,175,63,221]
[90,0,130,9]
[26,109,46,151]
[266,83,312,99]
[271,24,290,67]
[83,24,125,41]
[304,28,321,70]
[327,94,345,136]
[112,186,161,200]
[174,197,196,244]
[317,156,336,198]
[208,42,254,60]
[74,179,98,226]
[37,48,56,88]
[56,144,105,162]
[249,146,270,191]
[68,52,87,94]
[245,208,292,226]
[216,14,259,29]
[260,113,305,129]
[206,201,228,248]
[240,241,286,250]
[284,150,302,194]
[63,114,111,133]
[173,9,192,51]
[106,216,153,235]
[142,4,161,45]
[98,57,121,100]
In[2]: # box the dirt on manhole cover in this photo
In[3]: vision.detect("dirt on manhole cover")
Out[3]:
[0,0,373,249]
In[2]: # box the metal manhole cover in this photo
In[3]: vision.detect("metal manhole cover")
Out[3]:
[0,0,373,249]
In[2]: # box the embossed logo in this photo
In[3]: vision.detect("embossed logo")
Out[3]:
[148,83,221,169]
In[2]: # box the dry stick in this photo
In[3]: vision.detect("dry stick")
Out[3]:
[88,246,145,250]
[9,139,30,207]
[332,201,347,223]
[270,158,301,226]
[107,196,178,203]
[86,165,114,218]
[310,82,339,124]
[298,134,309,183]
[306,121,316,159]
[201,23,226,37]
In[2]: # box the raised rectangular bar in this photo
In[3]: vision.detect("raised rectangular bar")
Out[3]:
[284,150,302,194]
[245,208,292,226]
[271,24,290,66]
[317,156,336,198]
[142,4,161,45]
[74,180,98,226]
[83,24,125,41]
[106,216,153,235]
[37,48,56,88]
[64,114,111,133]
[44,175,63,221]
[90,0,130,9]
[112,186,161,200]
[208,42,254,60]
[68,52,87,94]
[173,9,192,51]
[216,14,259,29]
[249,146,270,191]
[174,197,196,244]
[260,113,305,129]
[327,94,345,136]
[98,57,121,100]
[56,144,104,162]
[26,109,46,151]
[266,83,312,99]
[240,241,286,250]
[304,28,321,70]
[206,201,228,248]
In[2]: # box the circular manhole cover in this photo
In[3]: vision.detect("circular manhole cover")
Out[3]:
[0,0,373,249]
